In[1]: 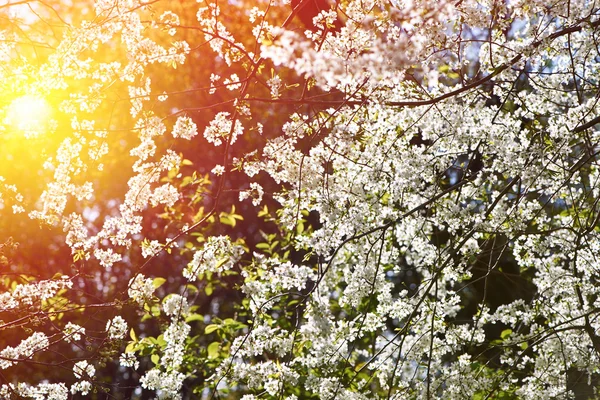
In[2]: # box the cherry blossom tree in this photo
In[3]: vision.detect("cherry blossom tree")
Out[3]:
[1,0,600,398]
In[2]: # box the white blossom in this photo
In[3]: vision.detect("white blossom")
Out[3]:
[183,236,244,281]
[172,115,197,140]
[128,274,155,305]
[63,322,85,343]
[106,316,128,340]
[0,332,49,369]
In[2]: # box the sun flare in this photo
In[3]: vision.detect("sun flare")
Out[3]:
[5,94,52,137]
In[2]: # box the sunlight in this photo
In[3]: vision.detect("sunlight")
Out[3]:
[5,95,52,137]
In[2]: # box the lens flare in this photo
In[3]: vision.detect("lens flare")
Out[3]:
[5,95,52,137]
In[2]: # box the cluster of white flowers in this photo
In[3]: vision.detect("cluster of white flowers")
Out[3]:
[128,77,152,118]
[150,183,180,207]
[172,115,197,140]
[209,73,220,94]
[63,213,93,253]
[266,75,282,99]
[248,6,266,24]
[158,11,179,36]
[71,360,95,395]
[139,295,191,398]
[73,360,95,380]
[223,73,242,91]
[0,276,72,312]
[211,164,225,176]
[0,181,26,214]
[183,235,244,281]
[230,325,293,358]
[163,294,189,318]
[203,112,244,146]
[106,316,128,340]
[140,369,186,400]
[119,351,139,370]
[196,3,247,66]
[29,137,90,225]
[161,319,190,368]
[128,274,155,305]
[242,257,315,313]
[225,359,299,397]
[0,332,49,369]
[0,383,68,400]
[238,182,264,206]
[94,247,122,268]
[141,239,163,258]
[63,322,85,343]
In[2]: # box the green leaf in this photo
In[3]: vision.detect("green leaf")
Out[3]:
[130,328,138,342]
[207,342,220,359]
[153,277,167,289]
[220,214,236,227]
[205,324,219,334]
[186,283,198,293]
[258,205,269,218]
[500,329,512,340]
[185,313,204,323]
[151,304,161,317]
[151,354,160,365]
[139,343,153,356]
[125,342,137,354]
[181,176,193,187]
[141,313,153,322]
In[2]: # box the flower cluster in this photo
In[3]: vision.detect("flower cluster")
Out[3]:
[183,235,244,281]
[106,316,128,340]
[203,112,244,146]
[239,182,264,206]
[172,115,197,140]
[163,294,189,318]
[63,322,85,343]
[128,274,155,305]
[0,332,49,369]
[0,277,72,312]
[139,295,191,398]
[0,383,68,400]
[71,360,95,395]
